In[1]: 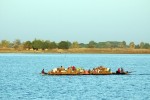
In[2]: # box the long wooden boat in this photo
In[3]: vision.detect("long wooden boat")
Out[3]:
[41,66,130,75]
[41,71,130,75]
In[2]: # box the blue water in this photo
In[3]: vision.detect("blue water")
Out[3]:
[0,54,150,100]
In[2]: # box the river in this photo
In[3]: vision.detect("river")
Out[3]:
[0,54,150,100]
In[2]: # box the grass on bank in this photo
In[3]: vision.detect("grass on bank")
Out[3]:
[0,48,150,54]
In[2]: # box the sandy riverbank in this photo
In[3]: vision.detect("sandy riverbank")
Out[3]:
[0,48,150,54]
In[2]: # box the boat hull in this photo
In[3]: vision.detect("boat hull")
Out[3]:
[43,72,129,75]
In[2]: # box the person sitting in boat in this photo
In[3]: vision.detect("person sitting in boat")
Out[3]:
[121,68,124,73]
[60,66,65,71]
[116,68,121,74]
[41,69,45,74]
[72,66,76,71]
[88,69,91,74]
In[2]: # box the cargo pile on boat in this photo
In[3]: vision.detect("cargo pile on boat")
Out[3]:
[45,66,113,75]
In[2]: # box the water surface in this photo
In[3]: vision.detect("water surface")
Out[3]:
[0,54,150,100]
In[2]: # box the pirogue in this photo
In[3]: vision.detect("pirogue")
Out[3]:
[41,66,130,75]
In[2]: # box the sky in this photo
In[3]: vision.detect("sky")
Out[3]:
[0,0,150,44]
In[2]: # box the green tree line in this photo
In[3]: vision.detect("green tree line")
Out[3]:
[0,39,150,50]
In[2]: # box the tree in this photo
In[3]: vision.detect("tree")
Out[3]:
[118,41,126,48]
[79,43,88,48]
[9,42,14,48]
[49,41,57,49]
[67,41,72,48]
[122,41,126,48]
[13,39,21,49]
[71,41,79,48]
[135,44,140,49]
[106,42,111,48]
[0,40,10,48]
[140,42,144,49]
[129,42,135,49]
[41,40,50,50]
[88,41,97,48]
[97,42,106,48]
[32,39,43,50]
[143,43,150,49]
[23,41,32,49]
[58,41,69,49]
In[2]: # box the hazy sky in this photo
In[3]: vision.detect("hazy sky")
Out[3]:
[0,0,150,44]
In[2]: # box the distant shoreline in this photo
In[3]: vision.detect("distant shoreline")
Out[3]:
[0,48,150,54]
